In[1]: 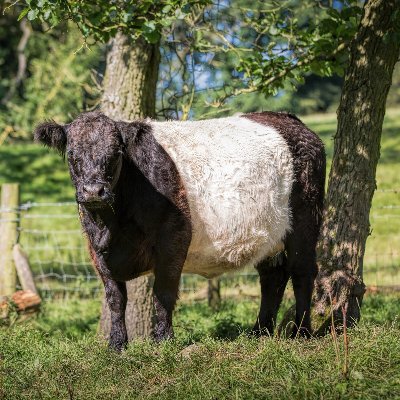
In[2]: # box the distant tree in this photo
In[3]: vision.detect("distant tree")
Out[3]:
[291,74,343,114]
[0,17,101,141]
[386,63,400,107]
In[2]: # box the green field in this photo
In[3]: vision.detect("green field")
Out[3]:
[1,294,400,399]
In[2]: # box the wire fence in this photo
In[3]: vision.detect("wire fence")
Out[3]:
[1,189,400,300]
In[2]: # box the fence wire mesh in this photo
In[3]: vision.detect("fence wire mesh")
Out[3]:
[1,188,400,300]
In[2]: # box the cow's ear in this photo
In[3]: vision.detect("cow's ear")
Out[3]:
[34,121,67,155]
[117,121,148,160]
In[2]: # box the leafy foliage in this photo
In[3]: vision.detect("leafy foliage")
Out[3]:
[157,0,362,119]
[1,1,397,136]
[18,0,211,43]
[213,1,361,94]
[0,22,101,139]
[15,1,362,103]
[0,13,21,101]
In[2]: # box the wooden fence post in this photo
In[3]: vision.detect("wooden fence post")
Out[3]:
[13,244,38,294]
[208,277,221,311]
[0,183,20,297]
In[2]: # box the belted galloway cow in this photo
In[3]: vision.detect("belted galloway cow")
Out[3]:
[35,111,325,350]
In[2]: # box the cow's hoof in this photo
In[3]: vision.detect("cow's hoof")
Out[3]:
[290,326,312,339]
[152,325,174,343]
[249,325,273,338]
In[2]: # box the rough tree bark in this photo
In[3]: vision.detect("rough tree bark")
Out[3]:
[314,0,400,332]
[99,32,160,340]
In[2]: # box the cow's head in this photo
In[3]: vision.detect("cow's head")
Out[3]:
[35,112,137,210]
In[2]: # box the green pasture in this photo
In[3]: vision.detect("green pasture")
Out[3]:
[1,294,400,399]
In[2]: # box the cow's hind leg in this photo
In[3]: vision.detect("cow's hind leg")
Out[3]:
[286,225,318,338]
[252,253,289,336]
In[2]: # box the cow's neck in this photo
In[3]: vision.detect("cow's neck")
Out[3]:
[81,205,117,253]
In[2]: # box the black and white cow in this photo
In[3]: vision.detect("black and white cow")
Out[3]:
[35,111,325,350]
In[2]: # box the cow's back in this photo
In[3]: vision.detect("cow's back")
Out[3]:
[151,116,294,277]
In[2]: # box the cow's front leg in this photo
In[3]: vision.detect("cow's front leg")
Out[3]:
[152,227,189,342]
[103,277,128,351]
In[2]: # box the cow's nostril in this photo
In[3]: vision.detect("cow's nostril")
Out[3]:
[82,184,105,200]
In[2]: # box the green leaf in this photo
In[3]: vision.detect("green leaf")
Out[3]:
[319,18,338,35]
[43,9,51,20]
[27,9,39,21]
[122,12,132,23]
[269,26,278,35]
[142,29,161,44]
[17,7,29,21]
[143,20,156,32]
[341,6,362,20]
[162,5,172,14]
[182,4,191,13]
[175,8,186,20]
[160,16,174,27]
[50,13,59,26]
[327,8,341,20]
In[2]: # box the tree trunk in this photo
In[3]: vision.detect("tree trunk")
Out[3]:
[99,32,160,339]
[101,32,160,120]
[314,0,400,332]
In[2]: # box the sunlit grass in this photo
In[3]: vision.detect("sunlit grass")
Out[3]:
[1,294,399,399]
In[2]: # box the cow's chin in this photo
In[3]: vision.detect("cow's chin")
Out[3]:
[79,199,112,211]
[82,201,106,210]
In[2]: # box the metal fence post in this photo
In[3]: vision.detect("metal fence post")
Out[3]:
[0,183,20,296]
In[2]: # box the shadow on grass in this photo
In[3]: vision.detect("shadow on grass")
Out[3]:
[210,312,251,340]
[175,301,254,342]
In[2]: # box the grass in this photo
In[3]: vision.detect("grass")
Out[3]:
[1,294,400,399]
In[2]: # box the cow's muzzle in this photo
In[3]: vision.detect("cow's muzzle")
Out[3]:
[78,183,113,208]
